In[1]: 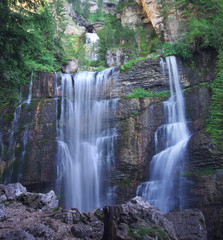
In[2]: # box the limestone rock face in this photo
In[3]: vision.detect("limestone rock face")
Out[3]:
[120,4,148,29]
[106,48,132,67]
[0,72,57,193]
[32,72,57,98]
[138,0,180,41]
[63,1,85,36]
[184,171,223,240]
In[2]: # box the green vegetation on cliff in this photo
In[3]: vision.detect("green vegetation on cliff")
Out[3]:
[126,88,170,100]
[0,0,67,107]
[207,52,223,148]
[170,0,223,149]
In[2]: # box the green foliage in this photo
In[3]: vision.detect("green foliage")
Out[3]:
[175,0,223,53]
[128,226,168,240]
[126,88,170,99]
[161,42,176,57]
[53,206,60,212]
[94,209,105,221]
[0,0,67,107]
[206,51,223,148]
[136,29,161,57]
[120,57,147,71]
[174,42,193,59]
[171,0,223,149]
[97,15,137,64]
[116,0,137,12]
[183,168,215,176]
[68,0,90,19]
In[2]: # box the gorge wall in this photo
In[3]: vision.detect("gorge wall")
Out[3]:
[0,52,223,239]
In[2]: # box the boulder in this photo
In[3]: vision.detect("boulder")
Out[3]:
[61,59,78,74]
[103,196,178,240]
[19,190,58,211]
[165,209,207,240]
[0,183,26,202]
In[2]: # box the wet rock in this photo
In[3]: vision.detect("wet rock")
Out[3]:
[165,209,207,240]
[184,170,223,240]
[114,58,169,97]
[32,72,57,98]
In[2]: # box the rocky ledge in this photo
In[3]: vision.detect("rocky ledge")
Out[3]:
[0,183,207,240]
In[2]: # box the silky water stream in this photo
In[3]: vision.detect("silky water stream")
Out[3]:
[137,56,190,213]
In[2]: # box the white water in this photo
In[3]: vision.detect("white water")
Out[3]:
[58,68,118,212]
[85,33,100,61]
[26,72,33,104]
[137,56,190,213]
[6,73,33,181]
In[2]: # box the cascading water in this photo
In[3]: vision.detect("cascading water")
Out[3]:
[57,68,118,212]
[137,56,190,213]
[6,72,33,182]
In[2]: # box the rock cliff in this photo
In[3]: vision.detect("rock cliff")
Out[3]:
[136,0,180,42]
[0,72,57,193]
[0,53,222,239]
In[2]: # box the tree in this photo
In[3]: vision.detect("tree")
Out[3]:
[0,0,67,107]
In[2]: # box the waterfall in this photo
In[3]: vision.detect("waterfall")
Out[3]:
[57,68,118,212]
[6,72,33,182]
[26,71,33,105]
[85,33,100,61]
[137,56,190,213]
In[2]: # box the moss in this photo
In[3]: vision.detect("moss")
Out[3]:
[128,226,168,240]
[53,206,60,212]
[120,57,147,71]
[115,178,131,186]
[129,111,139,118]
[94,209,105,221]
[183,168,215,176]
[126,88,170,100]
[1,201,9,207]
[6,112,14,123]
[26,196,38,204]
[184,82,210,94]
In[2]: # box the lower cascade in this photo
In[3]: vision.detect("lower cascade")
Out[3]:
[57,68,118,212]
[137,56,190,213]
